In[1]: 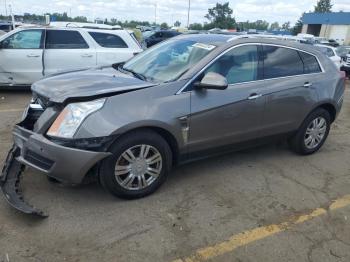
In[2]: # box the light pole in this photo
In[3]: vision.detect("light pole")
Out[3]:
[187,0,191,28]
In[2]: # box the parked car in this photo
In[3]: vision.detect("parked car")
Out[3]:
[0,22,14,33]
[327,39,340,47]
[297,33,316,44]
[0,22,30,32]
[1,35,346,216]
[143,30,181,48]
[336,45,350,60]
[315,44,342,69]
[0,26,143,87]
[341,52,350,77]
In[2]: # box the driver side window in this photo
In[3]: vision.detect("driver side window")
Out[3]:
[205,45,259,85]
[1,30,43,49]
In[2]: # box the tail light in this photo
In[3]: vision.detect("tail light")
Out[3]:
[339,71,346,79]
[339,71,347,89]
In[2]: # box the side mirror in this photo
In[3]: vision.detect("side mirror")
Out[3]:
[194,72,228,90]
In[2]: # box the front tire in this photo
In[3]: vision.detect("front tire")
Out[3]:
[289,108,331,155]
[99,129,172,199]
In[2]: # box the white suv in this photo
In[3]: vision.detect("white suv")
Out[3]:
[314,44,342,70]
[0,26,143,87]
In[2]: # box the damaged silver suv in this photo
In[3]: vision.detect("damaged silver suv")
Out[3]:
[1,34,346,216]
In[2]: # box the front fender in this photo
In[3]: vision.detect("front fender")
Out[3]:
[74,83,191,152]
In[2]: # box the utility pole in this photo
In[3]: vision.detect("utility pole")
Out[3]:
[4,0,8,16]
[154,2,157,25]
[9,4,15,29]
[187,0,191,28]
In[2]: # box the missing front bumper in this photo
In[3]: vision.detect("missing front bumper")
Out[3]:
[1,104,112,216]
[0,145,48,217]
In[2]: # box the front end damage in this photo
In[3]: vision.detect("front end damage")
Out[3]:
[0,144,48,217]
[0,99,111,217]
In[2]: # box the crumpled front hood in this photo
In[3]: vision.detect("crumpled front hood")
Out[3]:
[32,66,155,104]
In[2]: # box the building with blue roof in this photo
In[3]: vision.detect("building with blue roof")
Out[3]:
[301,12,350,45]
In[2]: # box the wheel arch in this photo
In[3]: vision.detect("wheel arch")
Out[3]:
[109,124,181,166]
[315,103,337,123]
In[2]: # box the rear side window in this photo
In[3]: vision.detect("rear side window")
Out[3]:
[154,32,163,38]
[164,31,177,37]
[298,52,322,74]
[263,46,304,79]
[317,46,335,57]
[46,30,89,49]
[89,32,128,48]
[326,48,335,57]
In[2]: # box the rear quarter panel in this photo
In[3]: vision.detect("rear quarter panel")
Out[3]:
[314,56,345,118]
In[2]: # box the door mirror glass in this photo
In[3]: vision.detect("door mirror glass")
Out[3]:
[194,72,228,90]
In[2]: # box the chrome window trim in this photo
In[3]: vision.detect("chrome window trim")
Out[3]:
[176,43,325,95]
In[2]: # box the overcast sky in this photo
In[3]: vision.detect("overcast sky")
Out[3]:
[2,0,350,26]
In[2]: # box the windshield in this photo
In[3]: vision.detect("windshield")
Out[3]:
[123,39,216,83]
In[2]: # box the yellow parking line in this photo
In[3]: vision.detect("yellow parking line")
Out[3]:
[0,108,23,113]
[173,194,350,262]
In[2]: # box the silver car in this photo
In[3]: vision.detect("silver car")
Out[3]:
[1,34,346,216]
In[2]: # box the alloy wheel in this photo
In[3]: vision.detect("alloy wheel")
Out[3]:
[304,117,327,149]
[114,144,163,190]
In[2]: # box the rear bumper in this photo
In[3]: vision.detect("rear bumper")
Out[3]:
[13,125,111,184]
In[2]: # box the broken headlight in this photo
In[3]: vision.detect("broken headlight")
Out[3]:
[47,99,106,138]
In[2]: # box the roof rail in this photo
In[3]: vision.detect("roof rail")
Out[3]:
[49,22,122,30]
[227,34,297,42]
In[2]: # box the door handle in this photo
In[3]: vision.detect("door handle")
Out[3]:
[81,54,93,58]
[248,93,262,100]
[27,54,40,57]
[303,82,313,88]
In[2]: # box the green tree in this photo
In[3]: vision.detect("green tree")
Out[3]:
[236,20,269,31]
[281,21,291,30]
[255,20,269,30]
[204,2,236,29]
[189,23,203,30]
[270,22,280,30]
[110,18,117,25]
[314,0,332,13]
[160,22,169,29]
[174,20,181,27]
[291,14,304,35]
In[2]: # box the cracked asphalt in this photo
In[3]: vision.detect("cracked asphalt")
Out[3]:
[0,82,350,262]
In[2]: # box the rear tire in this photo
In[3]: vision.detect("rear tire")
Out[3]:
[289,108,331,155]
[99,129,172,199]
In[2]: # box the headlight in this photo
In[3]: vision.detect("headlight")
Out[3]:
[47,99,106,138]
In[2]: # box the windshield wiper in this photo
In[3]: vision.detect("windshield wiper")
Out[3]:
[119,65,148,81]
